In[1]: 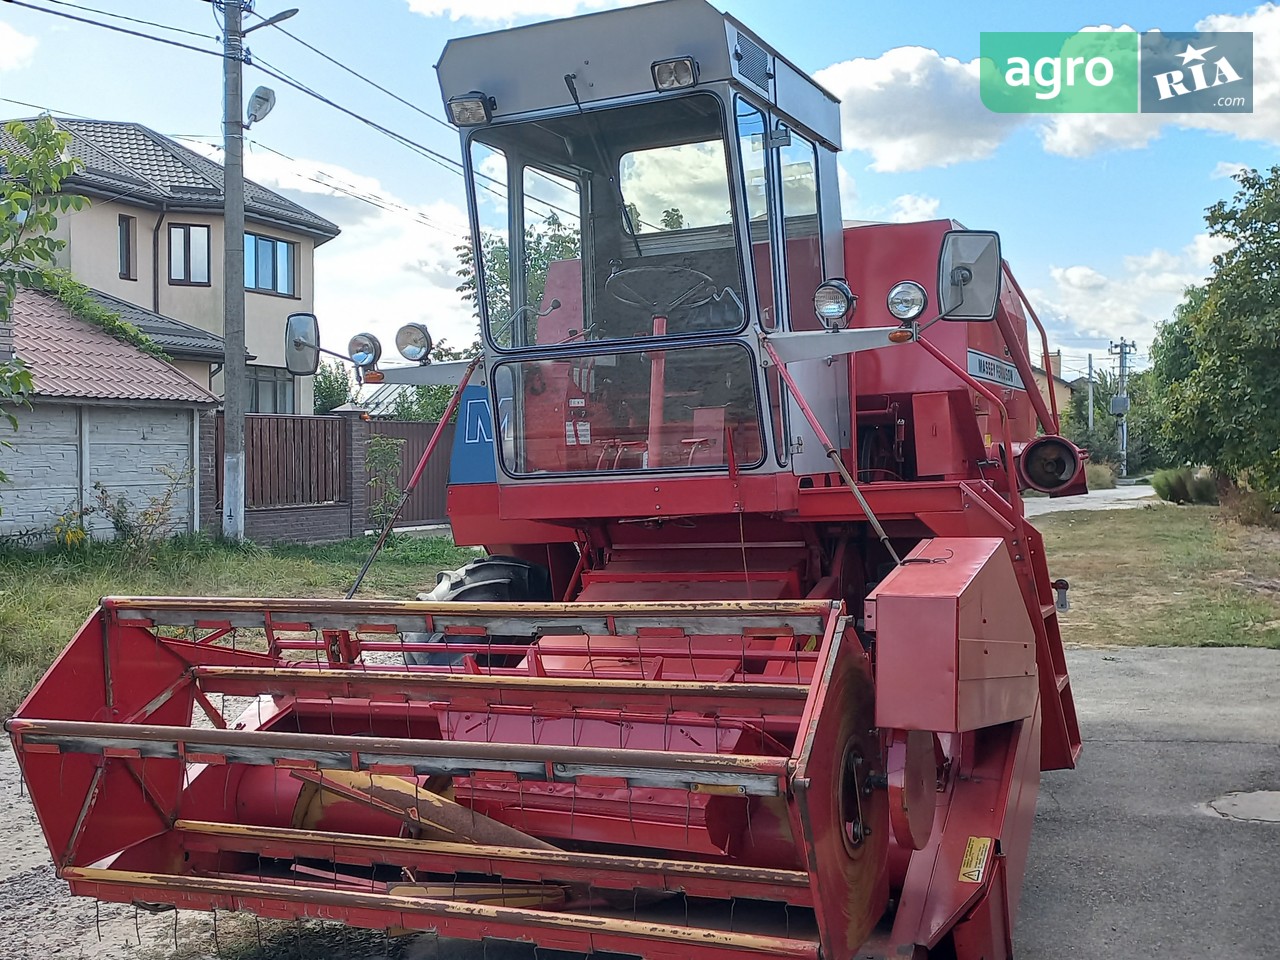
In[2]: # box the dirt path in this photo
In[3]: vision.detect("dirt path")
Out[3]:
[0,742,179,959]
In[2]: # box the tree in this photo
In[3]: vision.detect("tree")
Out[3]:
[312,359,356,413]
[383,339,476,423]
[454,212,579,346]
[0,117,87,492]
[1060,367,1163,473]
[661,207,685,230]
[1149,166,1280,491]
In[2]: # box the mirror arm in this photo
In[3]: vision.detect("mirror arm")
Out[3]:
[1003,265,1061,434]
[989,302,1059,437]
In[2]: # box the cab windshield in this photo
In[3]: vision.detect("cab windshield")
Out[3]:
[468,93,746,349]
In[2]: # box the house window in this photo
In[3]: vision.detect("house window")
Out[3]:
[244,232,296,296]
[247,365,295,414]
[118,214,137,280]
[168,223,210,285]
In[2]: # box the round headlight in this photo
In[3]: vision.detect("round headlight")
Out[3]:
[395,323,434,363]
[813,279,857,329]
[347,332,382,367]
[886,281,927,321]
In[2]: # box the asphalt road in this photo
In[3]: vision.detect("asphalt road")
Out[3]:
[1018,646,1280,960]
[1023,483,1160,517]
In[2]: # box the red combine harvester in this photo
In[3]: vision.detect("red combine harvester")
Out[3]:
[8,2,1085,957]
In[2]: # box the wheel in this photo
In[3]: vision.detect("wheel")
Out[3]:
[403,555,552,666]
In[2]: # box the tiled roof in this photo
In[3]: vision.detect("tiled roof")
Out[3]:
[82,288,230,362]
[11,287,219,405]
[0,118,340,241]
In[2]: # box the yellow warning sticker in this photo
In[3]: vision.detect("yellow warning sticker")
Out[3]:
[958,836,992,884]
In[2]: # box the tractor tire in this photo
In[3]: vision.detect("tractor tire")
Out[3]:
[403,555,552,666]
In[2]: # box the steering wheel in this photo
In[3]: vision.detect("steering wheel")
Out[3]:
[605,265,717,314]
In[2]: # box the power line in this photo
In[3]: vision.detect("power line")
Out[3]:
[2,0,224,58]
[247,10,455,135]
[37,0,218,40]
[250,57,580,223]
[244,139,468,240]
[8,1,579,225]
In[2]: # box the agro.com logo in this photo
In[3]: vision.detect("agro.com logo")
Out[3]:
[979,31,1253,114]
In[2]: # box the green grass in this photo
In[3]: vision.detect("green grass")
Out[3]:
[1038,505,1280,649]
[0,533,476,715]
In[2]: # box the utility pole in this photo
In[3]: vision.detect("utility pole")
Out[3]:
[220,2,295,540]
[221,0,247,541]
[1109,338,1136,478]
[1086,353,1094,432]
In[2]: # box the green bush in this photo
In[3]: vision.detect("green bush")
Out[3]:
[1187,469,1218,505]
[1153,468,1190,504]
[1085,462,1116,489]
[1152,467,1218,505]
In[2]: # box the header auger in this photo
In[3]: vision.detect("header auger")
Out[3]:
[9,1,1084,957]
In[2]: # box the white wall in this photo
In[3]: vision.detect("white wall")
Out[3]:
[49,198,319,413]
[0,402,197,541]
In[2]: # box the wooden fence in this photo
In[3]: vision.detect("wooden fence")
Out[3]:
[367,420,454,526]
[215,414,347,508]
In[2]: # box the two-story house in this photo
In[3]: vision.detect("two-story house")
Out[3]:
[27,118,340,413]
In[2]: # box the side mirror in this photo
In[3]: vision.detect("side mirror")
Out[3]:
[284,312,321,376]
[938,230,1002,321]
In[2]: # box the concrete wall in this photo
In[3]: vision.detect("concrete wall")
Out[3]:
[0,401,198,541]
[49,198,318,412]
[197,411,369,545]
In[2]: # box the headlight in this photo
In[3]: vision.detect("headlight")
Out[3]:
[347,332,381,367]
[446,91,494,126]
[886,281,927,321]
[652,57,698,90]
[395,323,434,363]
[813,279,857,329]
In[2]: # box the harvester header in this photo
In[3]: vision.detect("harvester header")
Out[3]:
[10,2,1085,958]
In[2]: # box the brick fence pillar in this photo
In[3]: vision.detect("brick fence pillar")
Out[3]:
[336,409,371,538]
[198,410,221,534]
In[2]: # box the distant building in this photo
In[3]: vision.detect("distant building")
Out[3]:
[1032,350,1076,419]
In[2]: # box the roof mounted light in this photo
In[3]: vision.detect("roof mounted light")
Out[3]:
[447,91,495,126]
[652,57,699,91]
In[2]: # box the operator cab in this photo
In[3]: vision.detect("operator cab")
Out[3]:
[438,0,846,479]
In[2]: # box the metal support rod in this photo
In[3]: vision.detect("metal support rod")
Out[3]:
[759,338,901,565]
[1003,266,1061,434]
[221,0,247,541]
[347,356,481,598]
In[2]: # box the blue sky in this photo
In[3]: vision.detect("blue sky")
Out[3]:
[1,0,1277,382]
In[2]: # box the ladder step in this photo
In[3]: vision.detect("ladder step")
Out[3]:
[1041,603,1058,620]
[1056,673,1070,693]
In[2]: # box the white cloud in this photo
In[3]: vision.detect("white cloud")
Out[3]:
[886,193,940,222]
[836,163,858,218]
[817,6,1280,170]
[404,0,640,22]
[1052,265,1109,291]
[187,141,480,356]
[1039,7,1280,158]
[815,47,1028,172]
[1211,160,1250,179]
[0,21,37,71]
[1032,234,1223,365]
